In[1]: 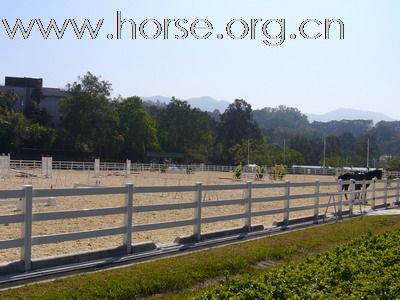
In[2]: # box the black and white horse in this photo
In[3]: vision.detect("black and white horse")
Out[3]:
[338,170,383,201]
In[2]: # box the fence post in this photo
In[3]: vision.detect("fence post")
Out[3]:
[338,179,343,218]
[194,182,202,241]
[283,181,290,227]
[244,181,252,229]
[396,179,400,205]
[313,180,320,223]
[384,178,388,208]
[21,185,33,271]
[349,179,355,216]
[371,179,376,209]
[124,183,134,254]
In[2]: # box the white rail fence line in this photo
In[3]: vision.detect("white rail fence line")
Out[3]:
[9,160,235,173]
[0,179,399,271]
[7,159,345,176]
[8,159,400,178]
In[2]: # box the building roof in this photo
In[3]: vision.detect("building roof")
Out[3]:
[5,77,43,88]
[42,87,67,98]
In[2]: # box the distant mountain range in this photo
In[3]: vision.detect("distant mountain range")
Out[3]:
[142,96,230,112]
[142,96,397,124]
[307,108,396,124]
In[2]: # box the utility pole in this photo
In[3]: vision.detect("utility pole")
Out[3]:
[283,139,286,164]
[323,136,326,168]
[247,139,250,165]
[367,137,370,169]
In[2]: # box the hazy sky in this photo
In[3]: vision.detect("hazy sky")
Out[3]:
[1,1,399,117]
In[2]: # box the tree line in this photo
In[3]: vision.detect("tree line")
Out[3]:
[1,72,400,168]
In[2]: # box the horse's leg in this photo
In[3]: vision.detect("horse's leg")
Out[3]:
[355,185,362,202]
[343,185,349,201]
[364,184,371,204]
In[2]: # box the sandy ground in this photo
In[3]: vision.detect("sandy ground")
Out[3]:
[0,168,394,263]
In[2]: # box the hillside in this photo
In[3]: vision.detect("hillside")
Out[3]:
[142,95,229,112]
[307,108,396,124]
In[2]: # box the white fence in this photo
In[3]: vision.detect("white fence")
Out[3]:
[7,159,345,176]
[8,159,400,178]
[41,157,52,178]
[9,160,235,173]
[0,155,10,178]
[0,178,399,272]
[285,166,337,176]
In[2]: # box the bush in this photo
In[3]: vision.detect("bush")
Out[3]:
[199,230,400,299]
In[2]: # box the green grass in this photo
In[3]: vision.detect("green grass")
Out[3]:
[1,216,400,300]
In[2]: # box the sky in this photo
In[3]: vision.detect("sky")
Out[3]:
[1,1,399,118]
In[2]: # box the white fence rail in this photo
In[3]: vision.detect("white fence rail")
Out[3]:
[1,178,399,271]
[7,159,400,178]
[7,159,344,176]
[9,160,235,173]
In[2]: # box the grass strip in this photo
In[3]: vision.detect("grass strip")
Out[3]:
[1,215,400,300]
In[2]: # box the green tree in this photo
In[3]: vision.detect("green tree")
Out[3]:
[370,121,400,156]
[157,98,215,162]
[22,123,56,149]
[352,136,379,167]
[0,90,56,152]
[325,135,341,158]
[265,144,285,165]
[0,113,26,153]
[289,134,313,163]
[60,72,120,157]
[338,132,356,160]
[115,96,159,160]
[323,155,349,168]
[66,71,112,98]
[384,157,400,171]
[217,99,262,163]
[253,106,310,133]
[0,91,28,153]
[23,100,49,126]
[229,138,269,166]
[285,149,305,166]
[0,90,17,114]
